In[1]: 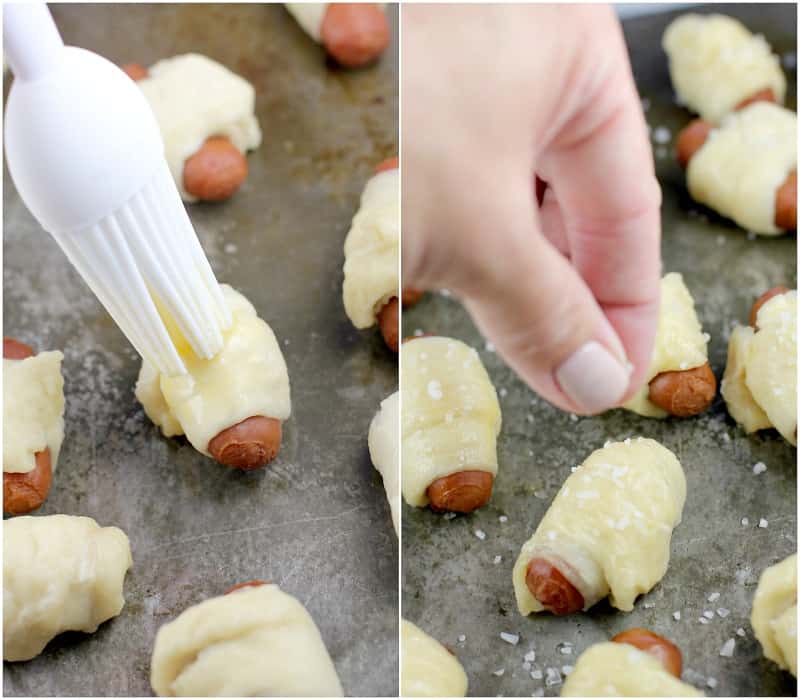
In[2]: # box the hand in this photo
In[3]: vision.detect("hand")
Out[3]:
[402,4,661,415]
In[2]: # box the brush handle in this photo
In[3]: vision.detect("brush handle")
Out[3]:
[4,3,64,82]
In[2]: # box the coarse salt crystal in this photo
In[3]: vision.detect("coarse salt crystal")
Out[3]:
[485,341,495,352]
[500,632,519,645]
[562,665,574,675]
[644,601,656,609]
[673,611,681,620]
[707,677,718,689]
[526,414,534,423]
[427,380,443,400]
[493,555,502,564]
[531,668,543,680]
[475,529,486,540]
[741,517,749,526]
[759,518,768,528]
[707,592,720,602]
[522,661,531,671]
[717,235,726,246]
[545,668,562,687]
[652,126,671,144]
[569,413,578,422]
[499,515,508,523]
[719,638,735,657]
[414,328,424,337]
[532,689,544,697]
[458,634,466,642]
[224,242,238,253]
[736,628,746,637]
[717,607,730,618]
[703,610,715,619]
[753,462,767,475]
[698,617,710,624]
[524,650,536,663]
[557,642,573,655]
[493,668,505,677]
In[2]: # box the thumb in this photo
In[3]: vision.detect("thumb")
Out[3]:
[440,175,632,415]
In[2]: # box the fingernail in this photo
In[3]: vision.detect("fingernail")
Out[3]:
[555,341,630,414]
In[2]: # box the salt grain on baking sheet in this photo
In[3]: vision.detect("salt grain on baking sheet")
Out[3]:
[684,669,705,685]
[562,665,573,676]
[501,632,520,645]
[438,288,452,297]
[702,332,711,342]
[531,668,543,680]
[524,650,536,663]
[644,601,656,609]
[557,642,573,655]
[413,328,424,337]
[707,592,720,602]
[224,242,238,254]
[475,529,486,540]
[719,638,736,657]
[458,634,466,642]
[783,51,797,69]
[652,126,671,144]
[493,668,505,677]
[736,628,746,637]
[703,610,715,619]
[741,517,749,526]
[444,512,457,520]
[717,235,726,246]
[499,387,508,398]
[499,515,508,523]
[698,617,710,624]
[717,607,730,618]
[707,677,718,689]
[673,611,681,620]
[493,555,502,564]
[752,462,767,475]
[485,341,496,352]
[545,668,562,687]
[759,518,768,528]
[523,661,531,671]
[526,414,534,423]
[569,413,578,422]
[532,689,544,697]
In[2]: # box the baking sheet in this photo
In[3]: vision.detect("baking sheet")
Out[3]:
[401,4,797,697]
[3,3,398,696]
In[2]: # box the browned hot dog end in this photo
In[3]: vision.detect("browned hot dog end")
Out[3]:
[224,580,269,595]
[735,87,777,111]
[320,3,390,68]
[377,297,399,353]
[426,470,494,513]
[402,288,424,307]
[3,448,53,515]
[208,416,282,470]
[675,119,713,169]
[648,362,716,417]
[183,136,248,202]
[774,170,797,231]
[121,63,149,81]
[750,285,790,329]
[375,156,398,174]
[525,558,585,615]
[3,337,35,360]
[611,628,683,678]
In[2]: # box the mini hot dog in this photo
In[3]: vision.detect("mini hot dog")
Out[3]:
[721,287,797,445]
[124,54,261,203]
[3,339,64,515]
[401,336,501,513]
[343,158,400,351]
[561,629,702,696]
[513,438,686,616]
[676,111,797,232]
[135,285,291,470]
[285,3,390,68]
[623,273,716,418]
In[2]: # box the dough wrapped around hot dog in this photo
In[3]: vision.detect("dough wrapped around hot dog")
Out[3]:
[285,3,390,67]
[3,340,65,514]
[342,161,399,350]
[150,583,343,696]
[663,14,786,124]
[721,288,796,445]
[561,630,703,696]
[684,103,797,235]
[751,554,797,677]
[3,515,132,662]
[401,336,501,513]
[136,284,291,469]
[368,390,399,534]
[132,54,261,202]
[513,438,686,616]
[623,273,715,418]
[401,619,468,697]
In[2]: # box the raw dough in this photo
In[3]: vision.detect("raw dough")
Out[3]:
[285,3,328,42]
[513,438,686,614]
[137,54,261,202]
[369,390,399,534]
[3,350,65,473]
[623,273,710,417]
[721,290,796,445]
[751,553,797,677]
[3,515,132,662]
[136,284,291,456]
[150,583,343,696]
[687,103,797,235]
[400,336,501,507]
[561,642,703,696]
[401,619,468,697]
[663,13,786,124]
[342,167,399,329]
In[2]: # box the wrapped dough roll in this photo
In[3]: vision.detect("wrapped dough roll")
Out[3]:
[562,629,703,696]
[136,284,291,469]
[3,515,132,662]
[513,438,686,616]
[681,103,797,235]
[127,54,261,202]
[623,273,715,418]
[751,554,797,677]
[663,14,786,123]
[150,583,343,696]
[721,288,796,445]
[401,619,468,697]
[285,3,390,67]
[368,390,399,534]
[343,159,400,351]
[401,336,501,513]
[3,339,65,514]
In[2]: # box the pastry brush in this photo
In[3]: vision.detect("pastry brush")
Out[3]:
[3,2,231,376]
